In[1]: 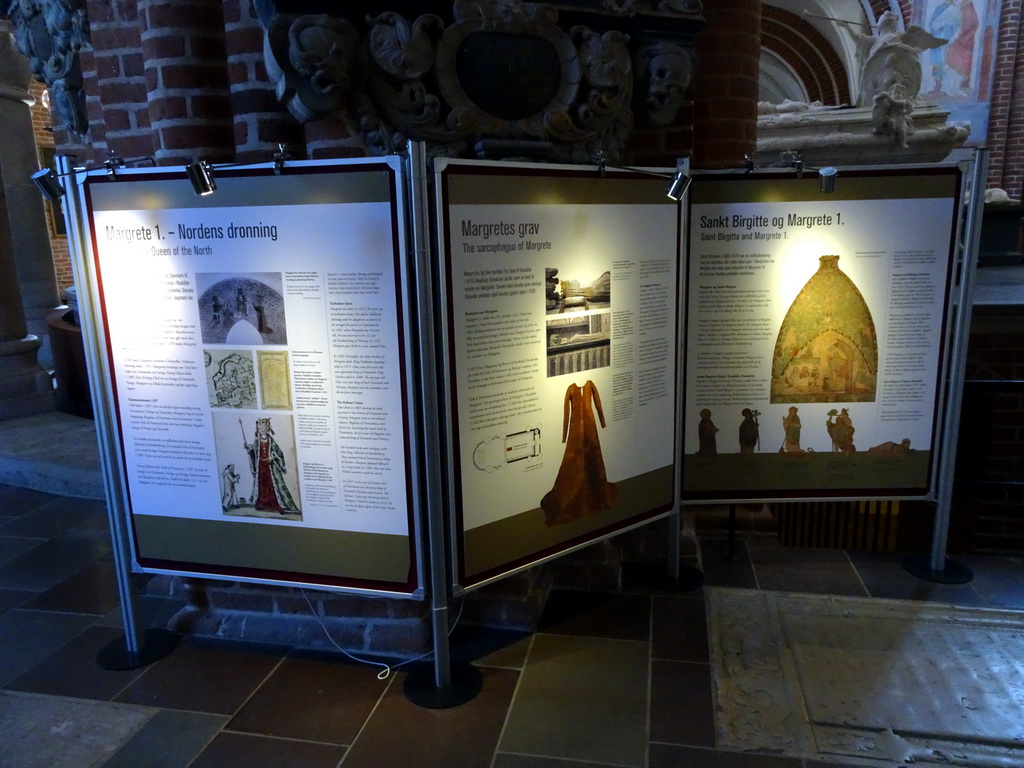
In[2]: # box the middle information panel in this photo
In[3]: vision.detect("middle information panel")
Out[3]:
[436,161,681,588]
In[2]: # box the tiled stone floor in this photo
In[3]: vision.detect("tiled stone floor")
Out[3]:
[2,482,1024,767]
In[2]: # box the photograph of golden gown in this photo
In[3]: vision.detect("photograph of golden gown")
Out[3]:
[541,380,617,526]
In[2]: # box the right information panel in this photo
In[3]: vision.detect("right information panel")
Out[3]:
[683,169,962,499]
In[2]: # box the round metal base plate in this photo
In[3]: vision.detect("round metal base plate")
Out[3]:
[403,659,483,709]
[902,554,974,585]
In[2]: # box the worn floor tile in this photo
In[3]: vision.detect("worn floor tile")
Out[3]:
[500,634,648,767]
[0,496,107,539]
[189,732,345,768]
[228,650,387,744]
[539,590,651,641]
[753,562,868,597]
[0,690,154,768]
[342,666,517,768]
[450,624,532,669]
[958,553,1024,609]
[494,755,628,767]
[0,609,96,687]
[745,537,852,564]
[700,538,759,589]
[102,710,230,768]
[649,744,802,767]
[0,535,44,566]
[621,560,705,596]
[649,659,716,748]
[0,532,111,591]
[0,486,61,516]
[115,637,286,715]
[848,551,986,606]
[21,561,121,615]
[6,625,145,700]
[0,587,32,615]
[652,595,708,662]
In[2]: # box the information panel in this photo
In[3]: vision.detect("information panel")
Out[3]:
[84,160,419,593]
[437,161,681,586]
[683,168,962,499]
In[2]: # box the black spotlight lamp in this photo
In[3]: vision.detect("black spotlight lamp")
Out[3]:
[31,168,66,201]
[818,166,838,194]
[185,161,216,196]
[666,167,692,202]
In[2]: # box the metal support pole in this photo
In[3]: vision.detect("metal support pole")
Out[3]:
[658,168,702,592]
[903,149,988,585]
[402,142,481,708]
[57,156,179,668]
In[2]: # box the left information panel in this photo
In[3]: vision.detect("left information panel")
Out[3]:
[83,161,419,593]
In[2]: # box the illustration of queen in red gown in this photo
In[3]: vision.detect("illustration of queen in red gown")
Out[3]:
[244,417,299,515]
[541,380,617,526]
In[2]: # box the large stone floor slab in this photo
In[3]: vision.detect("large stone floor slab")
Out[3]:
[707,588,1024,765]
[499,634,650,767]
[0,690,154,768]
[0,413,102,499]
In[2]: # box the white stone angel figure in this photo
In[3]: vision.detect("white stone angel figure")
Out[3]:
[841,11,947,108]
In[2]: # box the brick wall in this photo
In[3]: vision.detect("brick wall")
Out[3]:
[987,0,1024,196]
[692,0,761,168]
[222,0,303,162]
[139,0,235,164]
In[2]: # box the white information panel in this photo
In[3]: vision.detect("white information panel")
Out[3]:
[436,161,681,586]
[683,168,962,500]
[83,160,419,592]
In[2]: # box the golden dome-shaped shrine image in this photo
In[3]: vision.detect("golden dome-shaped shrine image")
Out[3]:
[771,255,878,404]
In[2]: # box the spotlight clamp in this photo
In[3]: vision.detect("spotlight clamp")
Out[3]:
[592,157,693,203]
[30,154,155,201]
[778,151,840,194]
[273,143,292,176]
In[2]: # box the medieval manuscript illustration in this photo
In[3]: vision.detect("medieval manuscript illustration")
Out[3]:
[204,349,256,409]
[771,255,878,404]
[257,350,292,410]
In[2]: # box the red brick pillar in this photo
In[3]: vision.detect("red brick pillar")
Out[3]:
[692,0,761,170]
[223,0,303,162]
[85,2,151,162]
[138,0,235,165]
[81,2,149,162]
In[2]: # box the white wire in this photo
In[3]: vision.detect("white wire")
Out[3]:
[300,588,464,680]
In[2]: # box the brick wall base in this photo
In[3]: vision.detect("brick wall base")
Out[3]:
[146,514,696,656]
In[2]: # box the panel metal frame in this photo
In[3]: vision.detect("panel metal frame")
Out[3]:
[63,157,426,599]
[431,158,685,593]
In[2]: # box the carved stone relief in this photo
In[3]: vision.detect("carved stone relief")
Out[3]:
[260,0,702,161]
[633,41,692,127]
[2,0,89,136]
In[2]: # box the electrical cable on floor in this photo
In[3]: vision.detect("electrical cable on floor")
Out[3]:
[300,588,464,680]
